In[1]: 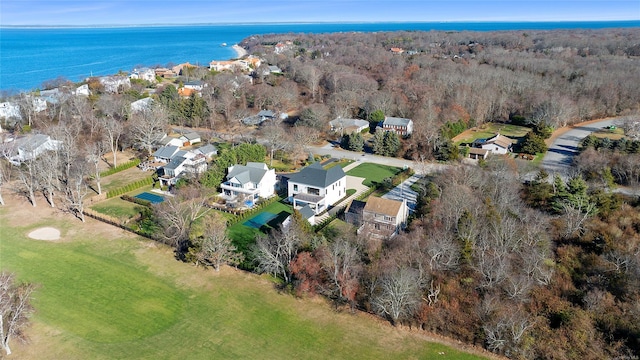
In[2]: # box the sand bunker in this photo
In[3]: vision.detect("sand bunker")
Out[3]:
[27,227,61,241]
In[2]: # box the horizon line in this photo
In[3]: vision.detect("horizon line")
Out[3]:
[3,19,640,29]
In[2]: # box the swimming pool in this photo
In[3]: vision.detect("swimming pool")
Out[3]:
[243,212,277,229]
[134,192,165,204]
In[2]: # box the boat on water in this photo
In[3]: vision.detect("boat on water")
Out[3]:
[221,43,227,47]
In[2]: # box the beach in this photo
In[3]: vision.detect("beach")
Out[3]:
[232,44,248,58]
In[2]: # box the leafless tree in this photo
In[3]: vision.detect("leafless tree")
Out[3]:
[16,159,38,207]
[100,115,124,168]
[86,140,107,195]
[0,272,35,356]
[130,105,169,156]
[319,237,362,309]
[192,214,243,271]
[251,221,303,284]
[63,159,90,222]
[154,185,210,248]
[370,266,423,325]
[34,149,61,207]
[260,124,289,166]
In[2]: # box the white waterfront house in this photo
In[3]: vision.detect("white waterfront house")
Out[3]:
[286,162,346,215]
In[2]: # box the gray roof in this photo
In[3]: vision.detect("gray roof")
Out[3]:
[329,118,369,129]
[226,162,270,185]
[153,145,180,159]
[17,134,51,152]
[164,156,186,170]
[195,144,217,156]
[182,131,200,140]
[257,110,275,118]
[346,200,366,215]
[287,162,345,188]
[383,116,412,127]
[298,205,315,220]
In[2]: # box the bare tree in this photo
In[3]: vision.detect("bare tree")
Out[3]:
[370,266,423,325]
[154,185,210,248]
[0,272,35,356]
[63,159,90,222]
[101,116,123,168]
[252,221,303,283]
[86,141,107,195]
[319,237,362,309]
[192,214,243,271]
[34,150,61,207]
[130,105,169,156]
[260,124,289,166]
[16,159,38,207]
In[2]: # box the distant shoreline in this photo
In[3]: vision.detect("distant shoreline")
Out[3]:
[232,44,248,58]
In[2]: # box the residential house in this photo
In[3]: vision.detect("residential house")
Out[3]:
[153,145,180,163]
[179,132,201,146]
[6,133,62,165]
[380,116,413,136]
[329,118,370,135]
[74,84,91,96]
[129,68,157,83]
[361,197,409,239]
[220,162,277,207]
[287,162,346,215]
[156,134,185,148]
[0,102,22,122]
[155,68,177,79]
[130,97,154,113]
[242,109,276,126]
[172,62,196,76]
[159,151,207,186]
[99,75,131,94]
[193,144,218,158]
[267,65,282,74]
[209,60,236,72]
[178,87,197,97]
[184,80,205,92]
[473,133,513,155]
[468,147,489,160]
[390,47,405,54]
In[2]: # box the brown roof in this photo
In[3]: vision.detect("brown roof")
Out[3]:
[468,147,489,155]
[487,134,513,149]
[363,197,404,217]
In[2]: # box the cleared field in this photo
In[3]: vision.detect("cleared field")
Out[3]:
[345,163,402,187]
[0,206,487,360]
[453,123,531,145]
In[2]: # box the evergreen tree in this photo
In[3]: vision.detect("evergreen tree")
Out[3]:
[372,130,386,155]
[348,132,364,152]
[382,131,400,156]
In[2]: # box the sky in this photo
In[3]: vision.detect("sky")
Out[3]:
[1,0,638,26]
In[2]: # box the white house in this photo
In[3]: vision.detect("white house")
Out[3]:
[159,151,207,186]
[156,135,185,148]
[131,97,154,113]
[193,144,217,158]
[179,132,201,146]
[380,116,413,136]
[184,81,205,91]
[220,162,277,207]
[74,84,91,96]
[0,102,22,121]
[6,133,62,165]
[130,68,157,83]
[287,162,346,215]
[474,133,513,155]
[153,145,181,163]
[329,118,370,134]
[99,76,131,94]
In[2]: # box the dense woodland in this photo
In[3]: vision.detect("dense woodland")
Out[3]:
[1,28,640,359]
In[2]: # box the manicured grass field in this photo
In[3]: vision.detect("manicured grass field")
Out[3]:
[346,163,403,187]
[101,167,154,192]
[90,186,154,222]
[454,123,531,145]
[0,209,487,360]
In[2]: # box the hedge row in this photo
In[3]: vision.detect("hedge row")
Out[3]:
[121,194,152,207]
[225,196,281,226]
[106,177,153,199]
[100,158,141,177]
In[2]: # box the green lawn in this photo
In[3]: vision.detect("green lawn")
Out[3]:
[346,163,403,187]
[0,208,487,360]
[227,200,294,255]
[101,167,154,192]
[90,186,154,222]
[455,123,532,145]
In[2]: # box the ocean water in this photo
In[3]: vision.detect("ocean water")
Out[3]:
[1,21,639,92]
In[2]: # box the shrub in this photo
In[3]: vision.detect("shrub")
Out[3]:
[101,158,141,177]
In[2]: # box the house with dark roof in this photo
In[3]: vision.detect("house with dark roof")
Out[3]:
[286,162,346,215]
[194,144,218,158]
[380,116,413,136]
[220,162,277,207]
[361,197,409,239]
[6,133,62,165]
[344,200,366,228]
[158,151,207,186]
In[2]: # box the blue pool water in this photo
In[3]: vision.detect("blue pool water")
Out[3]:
[244,212,278,229]
[135,192,165,204]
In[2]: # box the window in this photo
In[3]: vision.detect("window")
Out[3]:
[384,216,393,222]
[293,184,298,191]
[308,187,320,196]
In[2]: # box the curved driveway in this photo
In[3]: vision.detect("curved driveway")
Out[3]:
[542,118,618,175]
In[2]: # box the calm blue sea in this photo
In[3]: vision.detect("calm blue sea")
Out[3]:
[1,21,639,92]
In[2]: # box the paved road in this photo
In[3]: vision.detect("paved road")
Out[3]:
[542,118,617,175]
[309,143,449,176]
